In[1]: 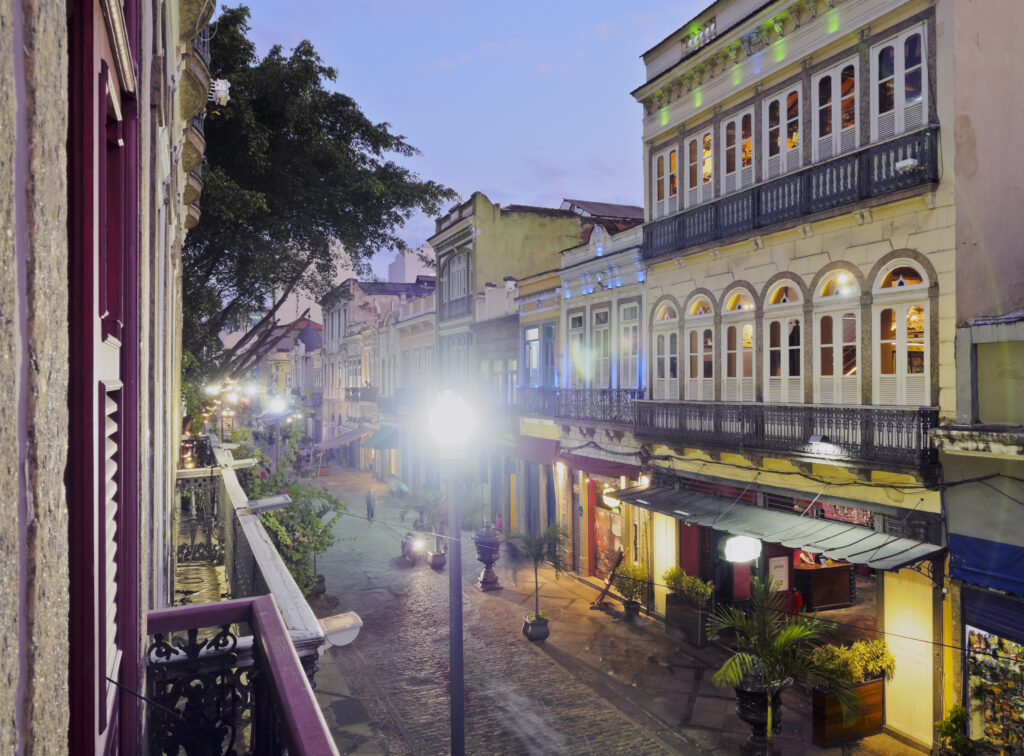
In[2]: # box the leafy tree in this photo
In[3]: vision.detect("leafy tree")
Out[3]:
[507,525,568,621]
[183,5,457,381]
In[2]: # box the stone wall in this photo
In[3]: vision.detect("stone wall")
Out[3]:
[0,0,70,751]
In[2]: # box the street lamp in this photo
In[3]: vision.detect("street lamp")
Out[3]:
[427,390,476,756]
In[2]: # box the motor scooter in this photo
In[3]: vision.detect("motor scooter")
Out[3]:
[401,531,426,565]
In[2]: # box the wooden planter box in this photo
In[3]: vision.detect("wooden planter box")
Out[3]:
[812,678,884,747]
[664,593,711,648]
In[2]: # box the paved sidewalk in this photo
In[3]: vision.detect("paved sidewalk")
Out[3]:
[311,466,923,756]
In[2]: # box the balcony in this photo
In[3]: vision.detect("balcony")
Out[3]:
[345,386,378,403]
[440,295,472,321]
[643,126,939,261]
[146,596,337,755]
[193,25,211,67]
[517,387,646,426]
[634,400,939,470]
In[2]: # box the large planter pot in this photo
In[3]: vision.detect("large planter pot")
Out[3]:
[664,593,711,648]
[812,678,884,747]
[427,550,447,570]
[522,616,549,642]
[623,599,642,620]
[734,680,786,754]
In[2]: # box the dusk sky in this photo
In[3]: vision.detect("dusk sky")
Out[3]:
[231,1,705,277]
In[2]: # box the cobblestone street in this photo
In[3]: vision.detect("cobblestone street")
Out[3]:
[310,468,921,756]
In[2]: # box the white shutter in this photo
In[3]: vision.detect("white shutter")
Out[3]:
[103,389,119,678]
[905,375,926,405]
[904,101,924,131]
[767,153,781,180]
[877,111,897,140]
[819,377,835,404]
[787,377,802,403]
[687,378,698,399]
[741,377,754,402]
[840,376,859,404]
[877,375,898,405]
[768,377,781,402]
[701,377,714,401]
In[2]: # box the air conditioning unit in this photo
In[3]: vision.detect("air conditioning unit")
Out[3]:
[894,157,919,173]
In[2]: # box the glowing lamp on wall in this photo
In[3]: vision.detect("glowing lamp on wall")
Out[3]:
[724,535,761,563]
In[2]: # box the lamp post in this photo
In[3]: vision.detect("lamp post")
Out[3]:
[427,391,475,756]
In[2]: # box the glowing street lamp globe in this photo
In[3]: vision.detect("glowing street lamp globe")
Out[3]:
[427,391,476,454]
[268,396,287,415]
[724,535,762,563]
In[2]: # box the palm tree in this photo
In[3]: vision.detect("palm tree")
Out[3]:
[706,576,857,752]
[508,524,568,621]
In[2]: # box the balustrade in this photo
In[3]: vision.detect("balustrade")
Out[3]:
[517,387,646,425]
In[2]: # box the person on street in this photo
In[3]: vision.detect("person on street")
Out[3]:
[494,513,502,534]
[366,490,375,524]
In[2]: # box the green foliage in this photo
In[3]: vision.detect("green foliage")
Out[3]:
[663,565,714,606]
[508,525,568,621]
[936,706,974,755]
[614,562,651,604]
[706,577,860,738]
[181,350,206,433]
[811,640,896,685]
[183,5,457,374]
[260,482,345,595]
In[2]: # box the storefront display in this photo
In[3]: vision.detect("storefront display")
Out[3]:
[966,625,1024,752]
[593,506,622,578]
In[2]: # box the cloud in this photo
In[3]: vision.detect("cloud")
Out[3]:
[457,52,470,64]
[594,21,610,40]
[577,20,610,41]
[534,61,564,74]
[433,52,471,69]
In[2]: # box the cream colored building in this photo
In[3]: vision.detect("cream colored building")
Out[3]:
[625,0,964,747]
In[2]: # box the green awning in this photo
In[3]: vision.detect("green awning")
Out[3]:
[362,426,399,450]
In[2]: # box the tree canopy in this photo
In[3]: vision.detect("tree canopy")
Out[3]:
[183,5,456,376]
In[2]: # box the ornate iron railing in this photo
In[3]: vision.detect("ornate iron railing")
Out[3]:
[635,400,939,468]
[193,26,211,67]
[440,295,472,321]
[517,387,646,425]
[643,126,939,260]
[344,386,378,403]
[147,596,337,756]
[191,110,206,138]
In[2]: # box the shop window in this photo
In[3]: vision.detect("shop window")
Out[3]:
[966,625,1024,750]
[764,89,800,179]
[872,28,926,140]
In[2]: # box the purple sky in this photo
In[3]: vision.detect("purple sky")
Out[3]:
[233,1,704,276]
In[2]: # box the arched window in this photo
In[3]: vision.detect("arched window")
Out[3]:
[873,261,929,405]
[764,89,800,179]
[765,282,803,402]
[722,110,754,194]
[722,290,754,402]
[618,303,640,389]
[686,130,714,207]
[652,303,678,400]
[814,273,860,404]
[685,297,714,400]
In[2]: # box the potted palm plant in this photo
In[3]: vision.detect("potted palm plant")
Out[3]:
[810,639,895,746]
[614,561,650,620]
[706,576,857,754]
[508,524,568,642]
[664,566,714,647]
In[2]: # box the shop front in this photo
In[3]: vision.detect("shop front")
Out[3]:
[961,588,1024,752]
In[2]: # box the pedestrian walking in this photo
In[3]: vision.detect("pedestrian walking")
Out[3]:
[494,513,502,534]
[366,490,375,524]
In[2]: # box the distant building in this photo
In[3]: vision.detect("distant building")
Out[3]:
[388,243,435,283]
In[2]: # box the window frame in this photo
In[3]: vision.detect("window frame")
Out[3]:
[685,129,715,208]
[652,145,679,220]
[812,58,859,162]
[721,109,755,195]
[764,282,804,403]
[684,297,715,401]
[812,274,861,404]
[763,88,801,180]
[871,261,930,405]
[870,25,927,141]
[652,303,679,400]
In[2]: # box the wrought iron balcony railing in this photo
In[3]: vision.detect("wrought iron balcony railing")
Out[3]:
[643,126,939,260]
[193,26,211,68]
[147,596,337,756]
[191,110,206,138]
[440,295,472,321]
[634,400,939,468]
[345,386,378,403]
[517,387,647,425]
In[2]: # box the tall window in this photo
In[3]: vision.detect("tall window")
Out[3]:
[764,90,800,179]
[653,303,678,400]
[523,326,541,388]
[872,28,925,140]
[685,297,714,400]
[686,130,714,207]
[593,310,611,389]
[873,262,929,405]
[722,291,755,402]
[541,323,556,387]
[722,111,754,194]
[813,60,857,161]
[618,303,640,389]
[569,314,586,387]
[765,282,803,403]
[441,253,470,319]
[653,146,678,219]
[814,273,860,404]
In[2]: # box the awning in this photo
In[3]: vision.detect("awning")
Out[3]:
[314,426,369,451]
[558,452,643,481]
[517,436,558,464]
[950,533,1024,596]
[611,485,943,572]
[362,426,399,450]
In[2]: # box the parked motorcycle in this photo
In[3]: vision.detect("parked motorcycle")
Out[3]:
[401,531,426,565]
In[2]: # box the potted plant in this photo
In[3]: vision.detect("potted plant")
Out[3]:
[663,566,714,647]
[936,705,974,755]
[707,577,857,755]
[614,561,650,620]
[508,524,568,642]
[810,639,895,746]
